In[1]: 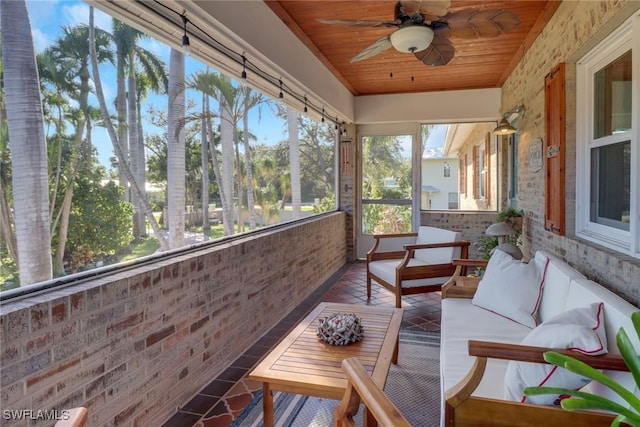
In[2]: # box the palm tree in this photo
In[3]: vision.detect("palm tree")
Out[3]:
[1,0,53,285]
[44,24,113,274]
[287,108,302,218]
[167,48,185,249]
[217,77,236,236]
[239,86,266,229]
[88,6,169,251]
[186,69,215,231]
[112,20,168,238]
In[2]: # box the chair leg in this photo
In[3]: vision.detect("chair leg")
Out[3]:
[366,274,372,299]
[395,287,402,308]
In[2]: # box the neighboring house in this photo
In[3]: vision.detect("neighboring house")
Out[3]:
[443,123,498,211]
[421,146,459,210]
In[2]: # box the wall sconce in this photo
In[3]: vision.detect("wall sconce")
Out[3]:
[492,105,525,135]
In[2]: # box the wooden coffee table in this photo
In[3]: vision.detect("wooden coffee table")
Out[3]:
[248,302,403,427]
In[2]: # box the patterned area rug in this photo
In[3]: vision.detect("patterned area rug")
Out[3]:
[230,330,441,427]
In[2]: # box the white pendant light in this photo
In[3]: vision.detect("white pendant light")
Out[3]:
[390,26,434,53]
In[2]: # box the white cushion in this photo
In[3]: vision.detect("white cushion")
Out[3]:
[565,278,640,408]
[504,303,608,406]
[472,249,546,328]
[536,251,586,323]
[441,298,531,399]
[368,259,453,288]
[414,226,461,264]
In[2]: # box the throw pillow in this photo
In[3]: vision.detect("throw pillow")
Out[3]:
[472,248,546,328]
[504,302,607,405]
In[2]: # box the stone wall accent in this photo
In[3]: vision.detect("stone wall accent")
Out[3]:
[0,213,346,426]
[501,0,640,303]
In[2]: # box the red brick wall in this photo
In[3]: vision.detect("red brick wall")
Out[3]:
[0,212,346,426]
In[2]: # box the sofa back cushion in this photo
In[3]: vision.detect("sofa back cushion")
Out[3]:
[536,251,586,323]
[472,249,545,328]
[565,278,640,407]
[414,226,461,264]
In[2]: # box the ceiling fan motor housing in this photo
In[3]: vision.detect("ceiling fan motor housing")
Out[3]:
[390,25,434,53]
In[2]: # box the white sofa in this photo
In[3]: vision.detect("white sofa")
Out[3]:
[441,250,640,427]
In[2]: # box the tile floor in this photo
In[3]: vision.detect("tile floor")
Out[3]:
[161,261,443,427]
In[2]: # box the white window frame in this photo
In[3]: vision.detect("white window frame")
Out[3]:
[478,144,487,200]
[576,14,640,258]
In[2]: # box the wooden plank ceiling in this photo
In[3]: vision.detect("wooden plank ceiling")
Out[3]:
[265,0,561,96]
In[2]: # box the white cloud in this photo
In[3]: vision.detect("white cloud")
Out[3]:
[62,2,112,31]
[31,28,53,53]
[139,38,169,59]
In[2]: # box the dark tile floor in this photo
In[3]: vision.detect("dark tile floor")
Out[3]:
[161,261,443,427]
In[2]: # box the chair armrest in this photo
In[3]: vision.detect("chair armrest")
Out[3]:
[335,358,410,427]
[452,258,488,268]
[373,232,418,239]
[468,340,629,371]
[403,240,471,251]
[367,233,418,262]
[441,279,479,298]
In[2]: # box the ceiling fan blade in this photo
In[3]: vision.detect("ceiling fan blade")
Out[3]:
[316,18,398,28]
[400,1,451,20]
[351,35,393,63]
[414,35,455,66]
[439,9,521,39]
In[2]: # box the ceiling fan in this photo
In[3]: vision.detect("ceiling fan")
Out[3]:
[317,0,520,66]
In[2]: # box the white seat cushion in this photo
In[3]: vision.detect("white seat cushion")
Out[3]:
[368,259,452,288]
[441,298,531,399]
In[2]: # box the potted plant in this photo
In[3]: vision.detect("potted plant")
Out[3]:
[524,311,640,426]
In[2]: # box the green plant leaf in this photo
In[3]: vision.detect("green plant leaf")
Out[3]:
[543,351,640,409]
[525,386,632,414]
[616,327,640,412]
[632,311,640,342]
[561,396,640,422]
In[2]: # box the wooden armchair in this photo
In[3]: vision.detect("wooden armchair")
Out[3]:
[367,226,470,307]
[334,358,410,427]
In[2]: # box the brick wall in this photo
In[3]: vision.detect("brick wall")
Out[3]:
[500,0,640,304]
[0,213,346,426]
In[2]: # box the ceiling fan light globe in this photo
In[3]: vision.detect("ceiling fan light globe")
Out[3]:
[390,26,434,53]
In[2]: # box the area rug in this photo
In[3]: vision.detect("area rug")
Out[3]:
[230,330,441,427]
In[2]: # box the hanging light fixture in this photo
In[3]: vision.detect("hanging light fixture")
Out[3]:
[390,26,434,53]
[181,14,190,56]
[492,117,516,135]
[240,55,247,80]
[492,105,525,136]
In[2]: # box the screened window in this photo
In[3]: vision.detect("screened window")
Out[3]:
[0,2,337,292]
[576,15,638,257]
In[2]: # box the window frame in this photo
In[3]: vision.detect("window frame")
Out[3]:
[576,15,640,257]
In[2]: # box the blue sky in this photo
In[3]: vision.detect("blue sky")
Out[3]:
[26,0,288,168]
